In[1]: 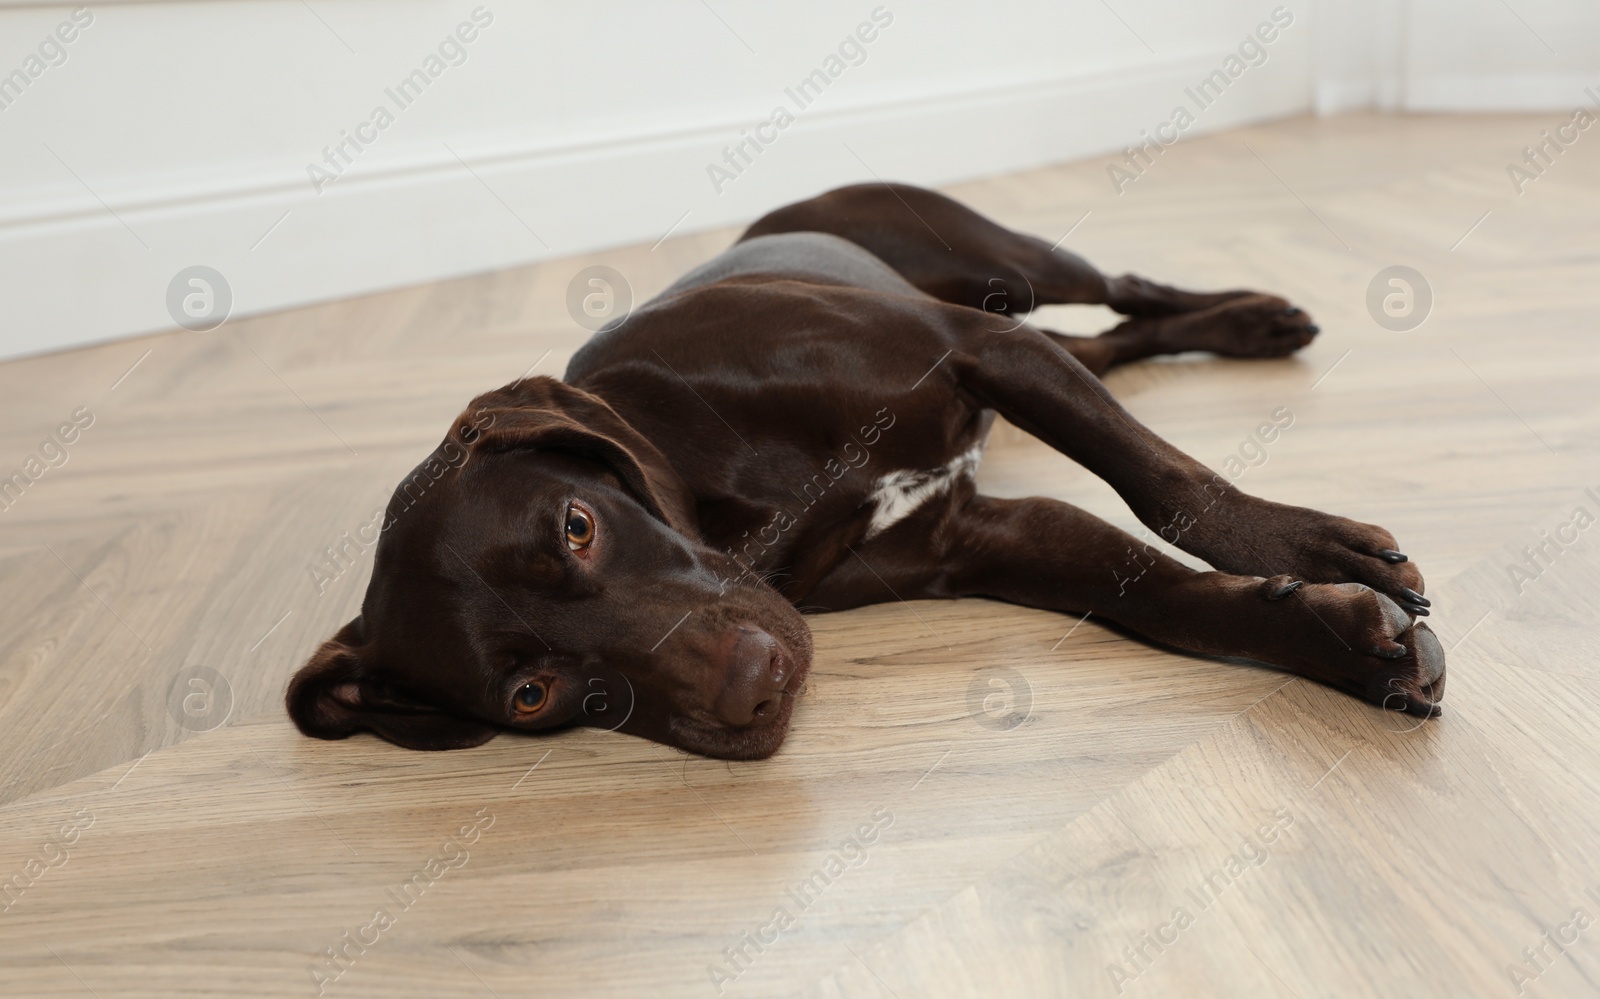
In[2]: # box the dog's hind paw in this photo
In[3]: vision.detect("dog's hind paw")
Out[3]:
[1157,294,1320,358]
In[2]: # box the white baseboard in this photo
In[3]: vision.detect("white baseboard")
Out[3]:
[1314,78,1405,115]
[0,50,1311,361]
[1404,73,1600,112]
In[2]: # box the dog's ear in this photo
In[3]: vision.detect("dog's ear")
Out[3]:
[463,376,700,537]
[286,617,497,751]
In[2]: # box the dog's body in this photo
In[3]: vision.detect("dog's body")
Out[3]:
[289,183,1444,760]
[568,227,1001,600]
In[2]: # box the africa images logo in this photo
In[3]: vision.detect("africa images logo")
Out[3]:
[305,7,495,194]
[705,7,895,194]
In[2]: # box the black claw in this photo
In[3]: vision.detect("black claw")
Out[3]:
[1267,579,1303,600]
[1405,699,1442,719]
[1305,324,1321,334]
[1400,587,1430,607]
[1401,603,1431,617]
[1378,549,1408,563]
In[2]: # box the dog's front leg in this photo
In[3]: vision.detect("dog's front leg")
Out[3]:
[804,490,1444,718]
[945,317,1429,616]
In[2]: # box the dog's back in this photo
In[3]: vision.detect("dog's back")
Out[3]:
[654,231,925,303]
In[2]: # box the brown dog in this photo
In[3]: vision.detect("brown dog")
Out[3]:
[287,183,1442,760]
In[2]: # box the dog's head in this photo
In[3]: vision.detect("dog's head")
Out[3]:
[287,377,812,760]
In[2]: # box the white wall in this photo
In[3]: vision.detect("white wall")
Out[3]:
[1313,0,1600,113]
[2,0,1592,360]
[0,0,1316,359]
[1311,0,1405,113]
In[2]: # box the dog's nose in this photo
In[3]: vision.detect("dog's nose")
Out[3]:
[712,625,788,726]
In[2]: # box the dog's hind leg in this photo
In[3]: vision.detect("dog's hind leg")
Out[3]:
[803,491,1444,718]
[1046,295,1323,376]
[743,182,1268,317]
[1027,298,1321,377]
[742,183,1318,373]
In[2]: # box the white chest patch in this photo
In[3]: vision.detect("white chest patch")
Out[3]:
[864,445,984,539]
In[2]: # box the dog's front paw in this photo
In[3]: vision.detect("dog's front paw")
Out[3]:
[1180,493,1429,615]
[1257,578,1445,717]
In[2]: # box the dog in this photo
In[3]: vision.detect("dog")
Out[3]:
[287,183,1442,760]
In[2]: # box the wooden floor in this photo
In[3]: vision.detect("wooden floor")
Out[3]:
[3,112,1599,998]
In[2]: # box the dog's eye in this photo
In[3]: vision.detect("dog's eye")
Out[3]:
[513,682,546,714]
[565,504,595,551]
